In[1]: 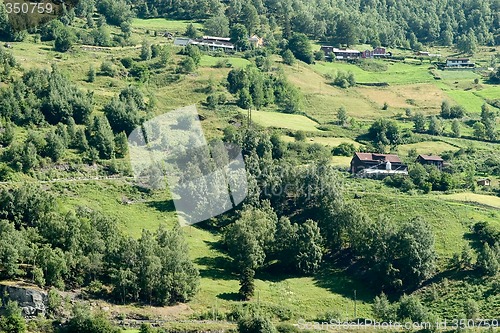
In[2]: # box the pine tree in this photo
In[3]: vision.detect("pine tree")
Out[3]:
[185,23,198,39]
[337,106,348,126]
[44,131,66,162]
[114,131,129,158]
[239,267,255,300]
[88,116,115,159]
[75,128,89,151]
[477,243,499,276]
[451,119,461,137]
[87,65,96,82]
[140,39,152,61]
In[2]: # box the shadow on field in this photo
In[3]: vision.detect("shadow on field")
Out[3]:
[217,292,241,301]
[312,265,374,303]
[146,199,176,212]
[195,247,235,282]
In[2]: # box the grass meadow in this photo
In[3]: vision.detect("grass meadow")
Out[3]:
[4,17,499,327]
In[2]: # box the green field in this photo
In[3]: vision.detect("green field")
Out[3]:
[54,179,500,321]
[282,136,361,147]
[444,90,490,113]
[351,188,499,258]
[397,140,459,156]
[131,18,203,33]
[246,110,321,132]
[199,55,251,68]
[474,86,500,100]
[312,61,435,85]
[438,192,500,209]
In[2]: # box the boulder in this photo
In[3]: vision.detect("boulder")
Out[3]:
[0,283,48,318]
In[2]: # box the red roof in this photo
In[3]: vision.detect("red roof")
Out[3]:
[354,152,402,163]
[418,154,443,161]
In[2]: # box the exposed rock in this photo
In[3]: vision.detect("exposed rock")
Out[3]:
[0,283,48,318]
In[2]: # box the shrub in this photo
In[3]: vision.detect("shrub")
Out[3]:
[100,61,116,77]
[332,142,356,156]
[294,131,306,141]
[120,57,134,68]
[238,315,277,333]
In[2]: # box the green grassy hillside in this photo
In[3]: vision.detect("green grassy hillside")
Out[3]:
[1,15,499,331]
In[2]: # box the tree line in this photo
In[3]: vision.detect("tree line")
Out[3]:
[0,184,200,306]
[128,0,499,50]
[2,0,499,52]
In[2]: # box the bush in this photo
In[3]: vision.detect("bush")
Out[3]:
[54,27,75,52]
[238,315,277,333]
[396,295,428,322]
[100,61,116,77]
[130,63,150,81]
[332,142,356,156]
[314,50,325,61]
[282,49,295,65]
[121,57,134,68]
[332,70,355,88]
[294,131,306,141]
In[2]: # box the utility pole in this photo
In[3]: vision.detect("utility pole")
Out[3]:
[354,290,357,318]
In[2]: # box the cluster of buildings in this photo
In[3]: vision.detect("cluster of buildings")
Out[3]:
[349,153,444,178]
[320,46,392,60]
[318,46,475,69]
[172,35,476,70]
[173,35,263,52]
[349,153,491,186]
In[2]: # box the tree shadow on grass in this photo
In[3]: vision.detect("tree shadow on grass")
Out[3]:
[217,292,241,301]
[146,199,176,213]
[195,253,235,281]
[312,264,375,304]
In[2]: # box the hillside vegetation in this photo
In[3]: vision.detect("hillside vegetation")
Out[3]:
[0,1,499,333]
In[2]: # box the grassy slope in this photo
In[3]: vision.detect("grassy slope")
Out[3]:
[246,110,321,132]
[5,17,500,325]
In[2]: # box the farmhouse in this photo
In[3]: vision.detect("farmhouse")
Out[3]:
[248,35,264,48]
[350,152,408,178]
[320,46,361,60]
[193,36,234,51]
[361,47,392,59]
[446,58,475,68]
[416,154,444,170]
[174,36,235,51]
[477,178,491,186]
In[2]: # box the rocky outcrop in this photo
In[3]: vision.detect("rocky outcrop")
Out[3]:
[0,283,48,317]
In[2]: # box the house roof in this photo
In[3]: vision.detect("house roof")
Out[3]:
[354,152,402,163]
[202,36,231,42]
[192,38,234,49]
[447,58,469,61]
[333,48,360,54]
[418,154,443,162]
[173,38,192,46]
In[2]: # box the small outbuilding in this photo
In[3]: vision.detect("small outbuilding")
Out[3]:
[477,178,491,187]
[416,154,444,170]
